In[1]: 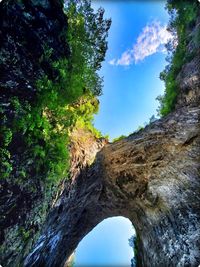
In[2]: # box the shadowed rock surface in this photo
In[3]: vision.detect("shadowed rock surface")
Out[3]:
[0,0,70,265]
[24,105,200,267]
[24,8,200,267]
[0,0,199,267]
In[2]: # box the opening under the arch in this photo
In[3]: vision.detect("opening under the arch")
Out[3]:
[74,216,136,266]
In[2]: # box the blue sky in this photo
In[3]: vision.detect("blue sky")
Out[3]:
[92,1,170,140]
[75,217,135,266]
[75,1,170,266]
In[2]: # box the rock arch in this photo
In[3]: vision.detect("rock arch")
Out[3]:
[25,106,200,267]
[0,0,199,266]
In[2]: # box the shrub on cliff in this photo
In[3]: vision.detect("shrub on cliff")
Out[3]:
[158,0,199,116]
[0,0,111,184]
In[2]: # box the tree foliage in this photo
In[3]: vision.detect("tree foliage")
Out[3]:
[157,0,199,116]
[0,0,111,183]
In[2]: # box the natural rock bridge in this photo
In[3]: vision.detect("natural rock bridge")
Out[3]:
[24,5,200,265]
[0,0,199,266]
[25,105,200,267]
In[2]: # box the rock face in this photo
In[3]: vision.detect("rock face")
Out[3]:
[0,0,69,265]
[24,12,200,267]
[24,106,200,267]
[0,1,200,267]
[0,0,106,265]
[176,16,200,110]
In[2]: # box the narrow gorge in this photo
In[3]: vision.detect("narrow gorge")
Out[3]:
[0,1,200,267]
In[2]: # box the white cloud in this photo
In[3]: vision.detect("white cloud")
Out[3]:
[116,50,133,66]
[109,59,117,65]
[109,20,173,66]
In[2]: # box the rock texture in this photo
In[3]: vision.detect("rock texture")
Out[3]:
[24,105,200,267]
[0,1,107,265]
[24,11,200,267]
[0,1,200,267]
[0,0,69,265]
[176,16,200,109]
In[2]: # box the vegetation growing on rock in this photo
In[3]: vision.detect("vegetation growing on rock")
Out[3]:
[0,0,111,185]
[0,0,199,266]
[158,0,199,116]
[0,0,110,265]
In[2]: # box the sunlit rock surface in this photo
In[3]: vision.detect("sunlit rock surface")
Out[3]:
[24,11,200,267]
[25,105,200,267]
[0,0,199,266]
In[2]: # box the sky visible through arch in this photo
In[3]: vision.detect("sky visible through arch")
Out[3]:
[75,1,170,266]
[75,217,135,266]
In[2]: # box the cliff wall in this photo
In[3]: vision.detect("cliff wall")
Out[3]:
[0,1,199,267]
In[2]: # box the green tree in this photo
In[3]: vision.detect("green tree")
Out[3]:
[1,0,111,184]
[65,0,111,96]
[157,0,198,116]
